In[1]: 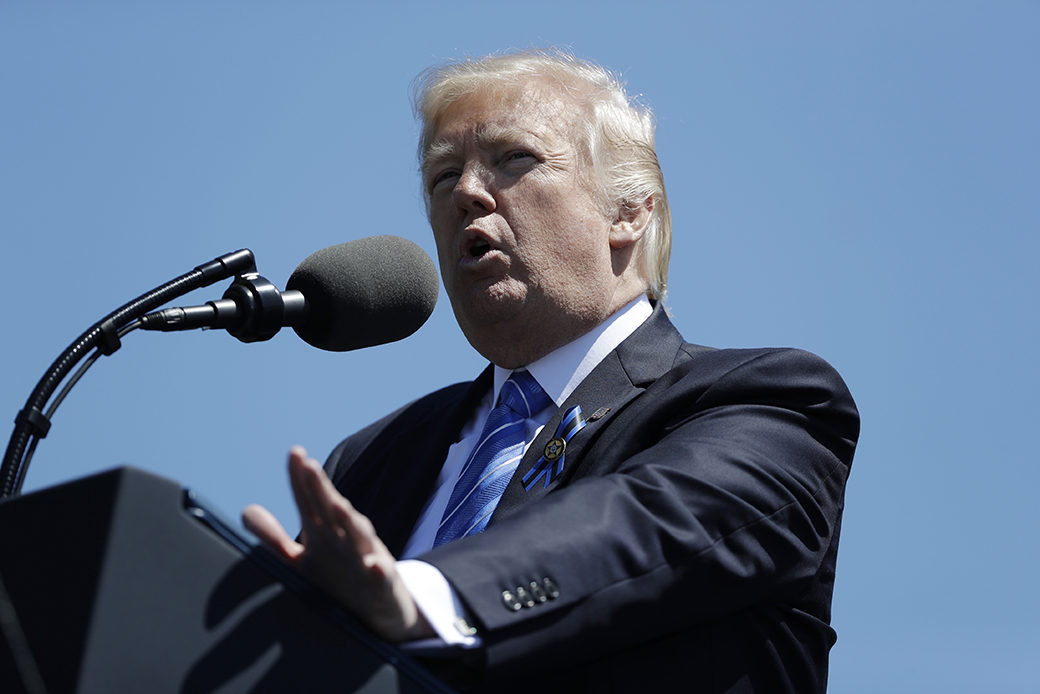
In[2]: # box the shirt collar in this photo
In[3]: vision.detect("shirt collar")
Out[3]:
[492,295,653,410]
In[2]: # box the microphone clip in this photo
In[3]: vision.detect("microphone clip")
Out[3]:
[220,273,306,343]
[139,273,308,343]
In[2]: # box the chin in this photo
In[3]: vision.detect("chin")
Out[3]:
[451,283,527,328]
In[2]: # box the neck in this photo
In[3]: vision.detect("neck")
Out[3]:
[471,287,649,369]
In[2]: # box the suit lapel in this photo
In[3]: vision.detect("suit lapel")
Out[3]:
[363,367,493,556]
[492,304,687,523]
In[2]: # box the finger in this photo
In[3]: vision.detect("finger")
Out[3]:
[292,450,334,527]
[287,446,327,531]
[285,449,397,587]
[291,453,386,569]
[303,459,380,556]
[333,495,381,559]
[312,482,392,580]
[242,503,303,561]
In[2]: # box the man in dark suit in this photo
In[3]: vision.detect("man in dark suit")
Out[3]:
[243,50,859,693]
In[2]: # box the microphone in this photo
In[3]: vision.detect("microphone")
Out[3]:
[288,235,440,351]
[139,235,439,351]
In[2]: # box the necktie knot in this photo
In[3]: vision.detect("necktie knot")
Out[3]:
[499,369,552,419]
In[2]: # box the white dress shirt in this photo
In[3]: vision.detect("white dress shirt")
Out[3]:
[396,296,653,649]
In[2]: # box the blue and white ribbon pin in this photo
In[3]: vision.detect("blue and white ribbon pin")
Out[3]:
[522,405,586,491]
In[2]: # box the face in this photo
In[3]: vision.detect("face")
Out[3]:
[424,81,643,367]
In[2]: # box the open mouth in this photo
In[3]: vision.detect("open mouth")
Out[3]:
[469,239,492,258]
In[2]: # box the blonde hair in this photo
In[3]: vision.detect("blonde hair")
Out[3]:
[413,49,671,302]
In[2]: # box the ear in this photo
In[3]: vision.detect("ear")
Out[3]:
[609,196,653,249]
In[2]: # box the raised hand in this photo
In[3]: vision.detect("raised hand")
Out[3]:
[242,446,434,642]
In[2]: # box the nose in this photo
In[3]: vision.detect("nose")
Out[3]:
[451,164,496,214]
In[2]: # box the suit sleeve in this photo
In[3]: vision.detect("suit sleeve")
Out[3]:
[420,347,859,680]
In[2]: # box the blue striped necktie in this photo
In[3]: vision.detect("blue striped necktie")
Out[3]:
[434,370,552,547]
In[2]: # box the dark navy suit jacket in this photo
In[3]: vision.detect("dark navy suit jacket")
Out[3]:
[324,305,859,693]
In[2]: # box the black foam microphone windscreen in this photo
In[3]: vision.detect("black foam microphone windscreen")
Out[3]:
[286,235,439,352]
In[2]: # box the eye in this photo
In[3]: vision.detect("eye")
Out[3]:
[499,150,537,173]
[429,169,460,193]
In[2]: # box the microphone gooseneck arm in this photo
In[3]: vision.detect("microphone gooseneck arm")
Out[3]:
[2,236,439,497]
[1,249,257,498]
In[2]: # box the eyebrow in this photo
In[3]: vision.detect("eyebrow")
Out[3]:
[422,140,458,183]
[477,124,538,149]
[422,124,541,182]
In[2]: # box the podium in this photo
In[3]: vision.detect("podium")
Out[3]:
[0,467,457,694]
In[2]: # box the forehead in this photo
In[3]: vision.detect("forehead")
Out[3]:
[427,80,586,156]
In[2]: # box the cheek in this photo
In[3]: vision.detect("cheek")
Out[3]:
[550,209,613,262]
[429,214,454,258]
[431,226,450,255]
[434,246,458,291]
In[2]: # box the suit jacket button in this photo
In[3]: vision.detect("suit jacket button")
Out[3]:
[529,581,548,603]
[542,577,560,599]
[515,585,536,608]
[502,590,523,611]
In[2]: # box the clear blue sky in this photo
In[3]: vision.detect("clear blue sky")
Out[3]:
[2,3,1037,691]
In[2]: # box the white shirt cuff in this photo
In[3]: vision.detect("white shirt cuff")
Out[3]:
[396,559,482,651]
